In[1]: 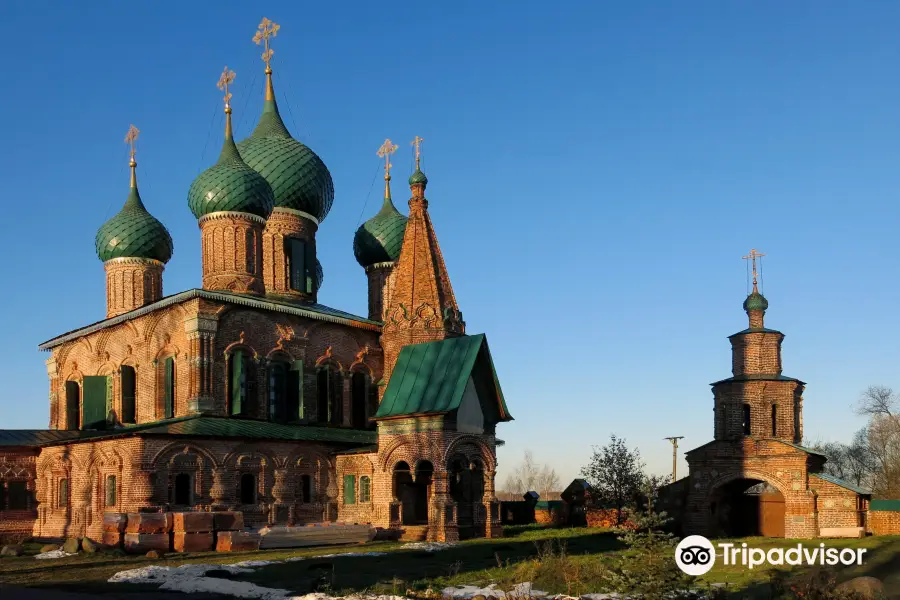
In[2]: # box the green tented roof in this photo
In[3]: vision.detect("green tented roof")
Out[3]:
[38,288,380,350]
[374,334,512,421]
[871,499,900,511]
[0,430,102,447]
[811,473,871,496]
[28,416,376,448]
[710,374,806,386]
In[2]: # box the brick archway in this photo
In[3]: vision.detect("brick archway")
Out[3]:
[707,470,789,538]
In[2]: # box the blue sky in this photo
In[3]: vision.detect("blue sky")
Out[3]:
[2,1,899,485]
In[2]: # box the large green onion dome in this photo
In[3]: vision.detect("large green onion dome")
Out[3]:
[237,71,334,222]
[188,106,275,220]
[353,175,408,267]
[96,161,174,263]
[743,288,769,312]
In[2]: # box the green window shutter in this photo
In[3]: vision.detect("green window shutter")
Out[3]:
[106,376,113,424]
[82,376,108,430]
[231,350,244,416]
[164,357,175,419]
[65,381,80,430]
[290,360,304,420]
[343,474,356,505]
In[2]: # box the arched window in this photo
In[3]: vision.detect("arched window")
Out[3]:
[359,476,371,503]
[174,473,192,506]
[742,404,752,436]
[771,404,778,436]
[161,357,175,419]
[121,366,136,424]
[240,473,256,504]
[316,365,343,425]
[65,381,80,430]
[58,478,69,509]
[105,475,117,507]
[268,361,288,423]
[299,474,313,503]
[350,372,369,429]
[286,238,312,293]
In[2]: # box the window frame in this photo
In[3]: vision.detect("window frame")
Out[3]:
[359,475,371,503]
[120,365,137,424]
[742,403,752,436]
[105,474,117,508]
[58,478,69,509]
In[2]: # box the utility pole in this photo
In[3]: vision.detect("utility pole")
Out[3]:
[664,436,684,482]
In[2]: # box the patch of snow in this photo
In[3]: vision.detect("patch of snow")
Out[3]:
[34,549,75,560]
[441,583,546,599]
[401,541,456,552]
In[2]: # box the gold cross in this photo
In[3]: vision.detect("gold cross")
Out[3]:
[253,17,280,70]
[124,124,140,163]
[377,138,398,177]
[742,248,765,286]
[411,135,424,169]
[217,66,236,107]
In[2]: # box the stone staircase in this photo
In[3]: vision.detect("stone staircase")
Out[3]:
[399,525,428,542]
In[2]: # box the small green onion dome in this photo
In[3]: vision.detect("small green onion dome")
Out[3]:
[237,72,334,222]
[743,289,769,312]
[314,258,324,291]
[353,177,408,267]
[188,109,275,220]
[96,164,174,264]
[409,168,428,187]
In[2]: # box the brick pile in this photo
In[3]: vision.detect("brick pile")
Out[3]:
[173,512,215,552]
[100,511,256,553]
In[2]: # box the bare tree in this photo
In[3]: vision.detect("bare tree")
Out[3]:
[501,450,561,497]
[855,386,900,497]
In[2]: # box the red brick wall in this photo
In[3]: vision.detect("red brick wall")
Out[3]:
[807,476,863,529]
[869,510,900,535]
[104,258,164,318]
[200,213,266,295]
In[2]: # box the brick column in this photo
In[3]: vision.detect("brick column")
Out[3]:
[46,356,59,429]
[184,315,218,414]
[427,471,458,542]
[482,469,502,538]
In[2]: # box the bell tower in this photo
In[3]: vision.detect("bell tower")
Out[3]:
[711,250,804,443]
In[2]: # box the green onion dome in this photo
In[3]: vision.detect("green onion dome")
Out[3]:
[409,168,428,187]
[188,107,275,220]
[237,71,334,222]
[96,162,174,264]
[743,289,769,312]
[353,176,408,267]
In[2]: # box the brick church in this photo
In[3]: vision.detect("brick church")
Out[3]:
[661,251,871,539]
[0,19,511,543]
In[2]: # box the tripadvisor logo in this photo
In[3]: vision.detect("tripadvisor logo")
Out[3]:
[675,536,868,576]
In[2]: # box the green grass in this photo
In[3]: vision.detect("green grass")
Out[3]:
[1,528,899,598]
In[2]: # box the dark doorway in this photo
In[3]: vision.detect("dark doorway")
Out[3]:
[413,461,434,524]
[121,366,136,424]
[174,473,192,506]
[710,479,784,537]
[449,457,486,539]
[240,473,256,504]
[393,462,417,525]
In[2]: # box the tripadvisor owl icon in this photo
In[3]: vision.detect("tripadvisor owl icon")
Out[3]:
[675,535,716,576]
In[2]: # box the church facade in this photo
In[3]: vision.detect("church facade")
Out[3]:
[0,20,511,543]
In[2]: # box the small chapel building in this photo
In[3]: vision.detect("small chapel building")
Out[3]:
[661,254,870,539]
[0,20,511,543]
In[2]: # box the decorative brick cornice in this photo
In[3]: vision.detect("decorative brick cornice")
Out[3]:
[198,211,267,227]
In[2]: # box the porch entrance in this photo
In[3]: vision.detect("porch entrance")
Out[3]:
[710,479,785,537]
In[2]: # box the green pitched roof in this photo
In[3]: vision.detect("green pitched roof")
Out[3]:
[374,334,512,421]
[811,473,871,496]
[96,171,173,263]
[0,429,102,447]
[187,112,275,220]
[237,73,334,221]
[28,416,377,448]
[38,288,381,350]
[353,181,408,267]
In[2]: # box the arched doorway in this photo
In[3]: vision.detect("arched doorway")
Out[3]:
[710,478,785,537]
[449,457,485,539]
